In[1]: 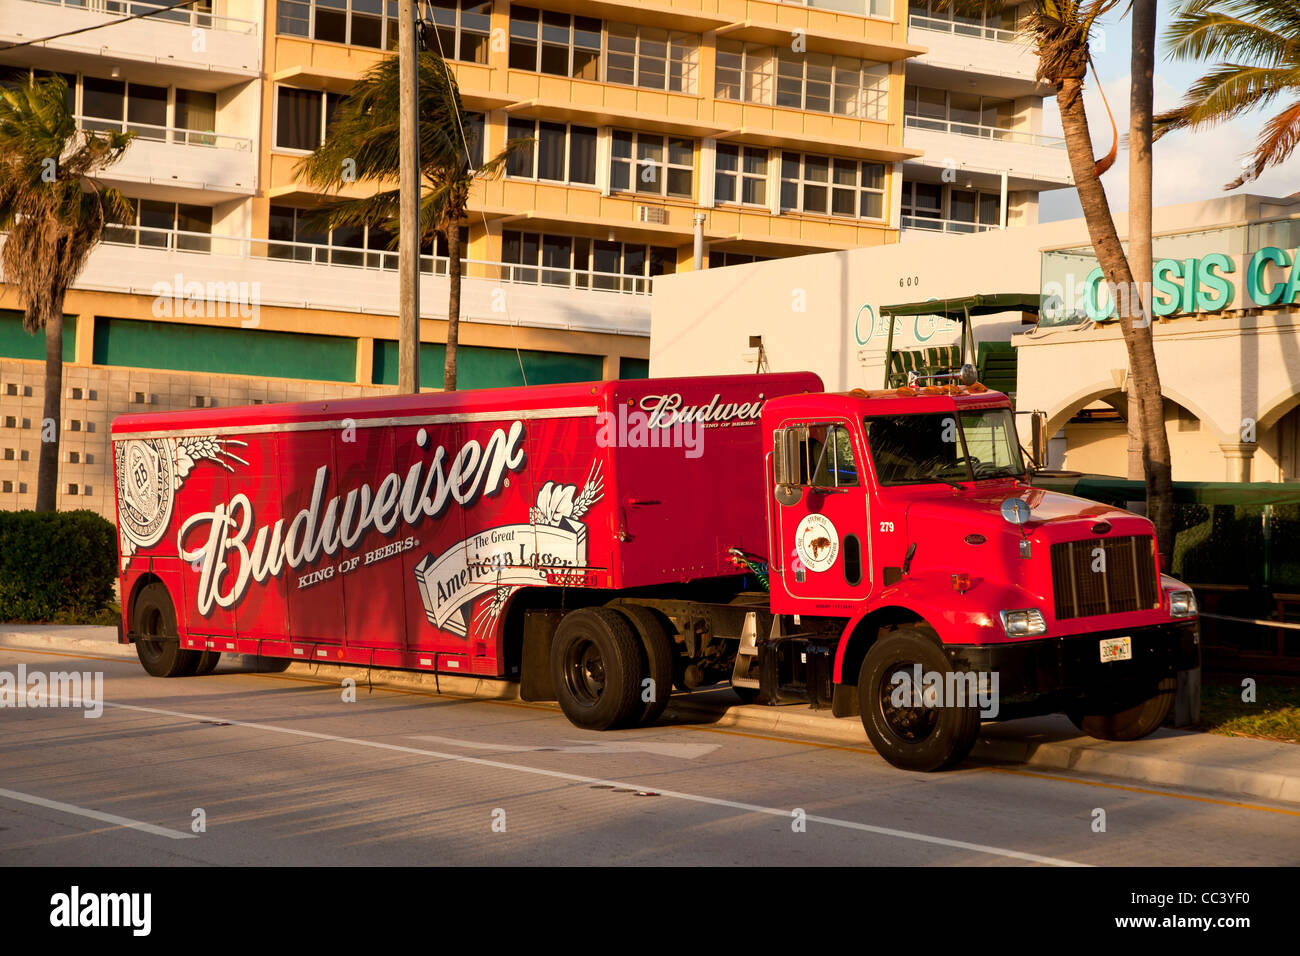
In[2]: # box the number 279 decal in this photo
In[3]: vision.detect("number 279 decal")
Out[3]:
[879,521,895,533]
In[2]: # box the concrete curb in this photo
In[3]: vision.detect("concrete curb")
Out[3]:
[4,630,1299,806]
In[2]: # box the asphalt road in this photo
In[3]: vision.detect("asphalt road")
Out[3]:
[2,645,1298,867]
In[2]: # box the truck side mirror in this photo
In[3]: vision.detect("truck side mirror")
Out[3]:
[772,426,806,506]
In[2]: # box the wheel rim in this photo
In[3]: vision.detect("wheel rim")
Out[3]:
[878,661,939,742]
[563,637,606,706]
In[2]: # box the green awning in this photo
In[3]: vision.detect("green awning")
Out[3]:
[880,293,1041,319]
[1033,474,1300,507]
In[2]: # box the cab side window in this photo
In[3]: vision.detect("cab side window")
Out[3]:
[806,423,859,488]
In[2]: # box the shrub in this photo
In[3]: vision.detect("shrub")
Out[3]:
[0,510,117,622]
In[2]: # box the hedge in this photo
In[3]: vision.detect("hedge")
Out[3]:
[0,510,118,622]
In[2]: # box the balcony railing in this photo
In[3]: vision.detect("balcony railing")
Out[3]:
[904,113,1066,148]
[778,0,894,20]
[94,227,653,295]
[901,215,998,234]
[75,116,252,151]
[908,14,1018,43]
[24,0,259,34]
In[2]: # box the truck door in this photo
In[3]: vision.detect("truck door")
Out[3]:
[773,421,871,603]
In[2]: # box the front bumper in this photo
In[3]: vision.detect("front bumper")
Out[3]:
[945,619,1199,717]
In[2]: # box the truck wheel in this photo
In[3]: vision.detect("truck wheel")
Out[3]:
[194,652,222,676]
[133,583,200,678]
[613,604,675,726]
[1067,677,1176,741]
[552,607,645,731]
[252,657,293,674]
[858,626,982,772]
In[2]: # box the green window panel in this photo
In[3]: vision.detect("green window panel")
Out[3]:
[619,357,650,379]
[0,310,77,362]
[93,317,356,383]
[372,340,603,390]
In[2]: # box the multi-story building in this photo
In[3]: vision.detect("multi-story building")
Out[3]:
[0,0,1063,517]
[900,1,1071,236]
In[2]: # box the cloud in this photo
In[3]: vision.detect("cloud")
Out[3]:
[1039,72,1298,222]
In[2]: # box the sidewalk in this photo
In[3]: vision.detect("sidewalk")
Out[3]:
[5,625,1299,806]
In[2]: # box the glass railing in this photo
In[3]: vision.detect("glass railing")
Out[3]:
[91,226,653,295]
[25,0,259,34]
[779,0,894,19]
[901,215,997,234]
[908,14,1019,43]
[74,116,252,151]
[903,114,1066,148]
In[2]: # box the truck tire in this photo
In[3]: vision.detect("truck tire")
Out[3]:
[252,657,293,674]
[133,583,200,678]
[1066,677,1176,741]
[858,625,981,772]
[194,651,222,676]
[552,607,645,731]
[612,604,675,726]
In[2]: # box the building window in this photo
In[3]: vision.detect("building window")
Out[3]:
[715,144,768,207]
[610,130,693,198]
[277,0,487,52]
[505,118,597,185]
[269,205,466,269]
[709,251,770,268]
[275,87,347,150]
[67,75,211,143]
[909,0,1021,36]
[605,23,699,94]
[901,182,1000,231]
[427,0,492,63]
[104,200,213,250]
[716,42,889,121]
[508,6,601,79]
[502,230,674,292]
[901,181,943,222]
[904,86,1016,136]
[779,152,885,219]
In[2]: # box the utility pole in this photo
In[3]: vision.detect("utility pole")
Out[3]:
[398,0,420,393]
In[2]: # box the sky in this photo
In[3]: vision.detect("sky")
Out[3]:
[1036,6,1299,222]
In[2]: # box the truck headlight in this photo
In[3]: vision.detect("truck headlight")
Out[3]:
[999,608,1047,637]
[1169,589,1197,618]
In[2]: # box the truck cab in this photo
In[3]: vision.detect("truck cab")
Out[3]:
[756,383,1200,770]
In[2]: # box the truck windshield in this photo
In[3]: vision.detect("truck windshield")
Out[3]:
[864,408,1025,485]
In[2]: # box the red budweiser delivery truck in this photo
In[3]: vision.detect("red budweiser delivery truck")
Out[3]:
[112,372,1198,770]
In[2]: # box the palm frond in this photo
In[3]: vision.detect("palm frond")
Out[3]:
[1227,99,1300,187]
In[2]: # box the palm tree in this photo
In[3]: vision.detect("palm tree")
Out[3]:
[295,51,526,392]
[1127,0,1157,481]
[1154,0,1300,188]
[0,75,131,512]
[957,0,1175,556]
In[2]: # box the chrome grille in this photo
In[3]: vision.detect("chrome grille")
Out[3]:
[1050,535,1159,620]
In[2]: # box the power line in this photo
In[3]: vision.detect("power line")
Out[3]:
[0,0,204,53]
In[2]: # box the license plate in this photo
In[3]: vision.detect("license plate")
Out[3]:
[1100,636,1132,663]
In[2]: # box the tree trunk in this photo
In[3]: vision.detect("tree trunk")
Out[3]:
[35,310,63,513]
[1129,0,1174,562]
[1056,73,1175,565]
[443,222,460,392]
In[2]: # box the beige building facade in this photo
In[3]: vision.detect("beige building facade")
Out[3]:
[652,191,1300,482]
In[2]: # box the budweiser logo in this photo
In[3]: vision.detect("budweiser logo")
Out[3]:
[177,422,527,616]
[638,392,765,429]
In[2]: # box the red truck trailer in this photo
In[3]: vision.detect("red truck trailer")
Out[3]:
[112,372,1198,771]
